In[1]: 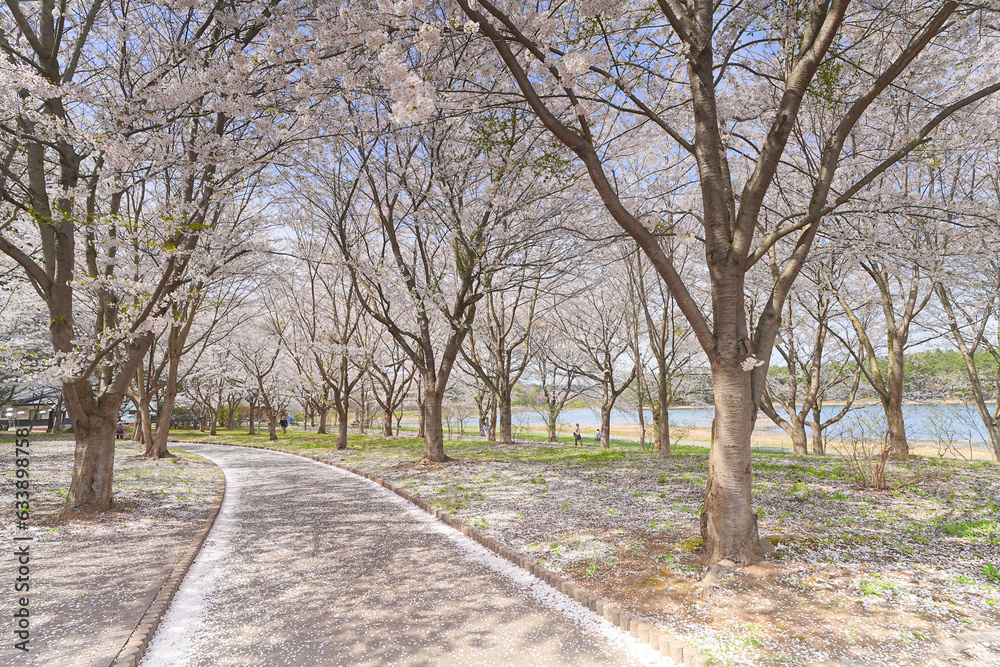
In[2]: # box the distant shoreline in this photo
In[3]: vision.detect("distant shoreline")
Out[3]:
[514,398,992,412]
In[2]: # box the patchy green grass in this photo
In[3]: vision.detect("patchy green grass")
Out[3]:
[170,428,707,464]
[937,519,1000,543]
[859,574,897,596]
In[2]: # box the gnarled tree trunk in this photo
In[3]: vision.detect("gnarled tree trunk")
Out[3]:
[382,408,393,436]
[67,408,119,512]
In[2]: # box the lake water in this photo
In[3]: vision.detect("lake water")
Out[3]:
[500,403,995,443]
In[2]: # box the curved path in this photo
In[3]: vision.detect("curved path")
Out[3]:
[140,443,672,667]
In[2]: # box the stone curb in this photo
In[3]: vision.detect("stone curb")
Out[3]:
[195,440,717,667]
[109,457,227,667]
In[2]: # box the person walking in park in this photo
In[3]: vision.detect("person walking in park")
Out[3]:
[279,415,288,434]
[574,424,582,446]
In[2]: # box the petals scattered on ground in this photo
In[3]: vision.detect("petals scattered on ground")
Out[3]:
[212,431,1000,667]
[0,436,221,667]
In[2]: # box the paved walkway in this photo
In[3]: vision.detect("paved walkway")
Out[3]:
[140,443,670,667]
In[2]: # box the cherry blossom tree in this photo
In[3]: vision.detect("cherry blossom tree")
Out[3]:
[127,214,261,456]
[0,268,55,410]
[233,317,294,441]
[929,147,1000,462]
[529,301,592,443]
[184,346,243,437]
[759,262,861,456]
[361,0,1000,563]
[558,266,637,448]
[0,0,311,510]
[460,264,542,445]
[276,244,368,450]
[319,99,573,461]
[936,256,1000,463]
[624,240,701,456]
[830,172,955,459]
[365,325,416,437]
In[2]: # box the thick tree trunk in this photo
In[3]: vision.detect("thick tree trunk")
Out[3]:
[885,345,908,459]
[498,392,513,444]
[422,389,449,462]
[600,405,611,448]
[790,419,808,455]
[267,414,277,441]
[885,399,907,459]
[700,362,764,566]
[61,334,155,511]
[336,405,348,450]
[383,408,393,436]
[318,407,329,434]
[209,410,218,436]
[66,409,118,512]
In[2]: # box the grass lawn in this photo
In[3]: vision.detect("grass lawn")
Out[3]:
[170,428,1000,666]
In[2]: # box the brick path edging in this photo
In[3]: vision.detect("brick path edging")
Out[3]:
[109,459,227,667]
[196,441,718,667]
